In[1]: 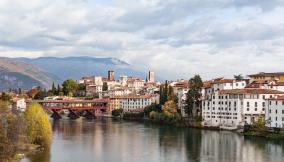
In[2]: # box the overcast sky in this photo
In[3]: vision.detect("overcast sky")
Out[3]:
[0,0,284,80]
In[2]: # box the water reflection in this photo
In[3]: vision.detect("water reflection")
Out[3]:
[21,118,284,162]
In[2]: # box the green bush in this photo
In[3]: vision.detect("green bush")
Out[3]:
[112,109,123,117]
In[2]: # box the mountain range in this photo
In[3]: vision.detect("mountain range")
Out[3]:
[0,56,147,90]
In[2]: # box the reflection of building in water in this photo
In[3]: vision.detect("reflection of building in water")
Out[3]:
[200,131,267,162]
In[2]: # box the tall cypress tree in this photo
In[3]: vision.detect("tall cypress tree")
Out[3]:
[51,82,56,95]
[164,80,168,103]
[57,84,61,95]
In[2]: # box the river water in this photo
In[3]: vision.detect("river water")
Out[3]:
[21,118,284,162]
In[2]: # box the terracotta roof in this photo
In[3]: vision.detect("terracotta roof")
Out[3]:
[213,79,234,84]
[219,88,284,95]
[267,95,284,100]
[173,81,189,88]
[248,72,284,77]
[202,80,213,88]
[28,98,109,103]
[110,94,157,99]
[275,82,284,86]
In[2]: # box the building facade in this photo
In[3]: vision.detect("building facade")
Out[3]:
[202,89,284,128]
[266,96,284,128]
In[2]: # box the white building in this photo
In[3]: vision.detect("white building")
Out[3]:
[127,77,145,91]
[171,80,189,117]
[12,98,26,112]
[108,88,132,97]
[202,88,284,128]
[120,75,128,86]
[266,96,284,128]
[120,94,159,112]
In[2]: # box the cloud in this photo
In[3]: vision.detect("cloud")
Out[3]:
[0,0,284,80]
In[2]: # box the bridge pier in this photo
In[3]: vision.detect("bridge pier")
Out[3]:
[51,110,62,120]
[84,110,96,119]
[68,110,80,120]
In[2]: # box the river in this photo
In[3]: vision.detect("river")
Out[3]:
[21,118,284,162]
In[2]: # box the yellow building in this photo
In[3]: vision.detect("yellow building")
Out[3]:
[248,72,284,82]
[109,97,122,113]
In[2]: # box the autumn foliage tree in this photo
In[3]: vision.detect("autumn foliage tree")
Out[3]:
[24,102,52,148]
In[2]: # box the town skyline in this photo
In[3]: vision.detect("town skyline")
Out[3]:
[0,0,284,79]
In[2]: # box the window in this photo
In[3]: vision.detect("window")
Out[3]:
[255,108,257,111]
[269,109,271,113]
[247,102,250,107]
[276,117,278,121]
[262,95,266,99]
[255,102,257,107]
[276,110,278,114]
[282,110,284,114]
[276,101,278,105]
[262,102,265,107]
[247,108,249,111]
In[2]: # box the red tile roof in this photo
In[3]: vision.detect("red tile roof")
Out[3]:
[248,72,284,77]
[267,95,284,100]
[219,88,284,95]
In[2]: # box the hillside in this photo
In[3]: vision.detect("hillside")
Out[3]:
[0,58,60,90]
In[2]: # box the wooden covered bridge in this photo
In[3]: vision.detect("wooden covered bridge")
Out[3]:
[29,98,109,119]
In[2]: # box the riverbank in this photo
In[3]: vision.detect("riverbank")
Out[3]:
[122,116,221,130]
[121,116,284,139]
[244,129,284,139]
[12,143,43,162]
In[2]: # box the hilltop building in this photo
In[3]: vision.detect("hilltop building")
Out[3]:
[108,69,115,81]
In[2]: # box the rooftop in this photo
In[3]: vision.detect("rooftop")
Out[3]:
[248,72,284,77]
[219,88,284,95]
[267,95,284,100]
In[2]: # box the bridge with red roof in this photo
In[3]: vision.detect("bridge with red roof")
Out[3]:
[28,98,109,119]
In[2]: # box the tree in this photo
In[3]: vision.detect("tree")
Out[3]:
[164,80,168,103]
[159,81,171,106]
[144,103,161,116]
[28,87,40,99]
[111,109,123,117]
[62,79,78,96]
[162,100,178,118]
[0,92,11,101]
[252,115,266,130]
[234,74,244,81]
[168,86,178,104]
[57,84,60,95]
[34,89,49,100]
[0,101,24,160]
[51,82,57,95]
[102,82,108,91]
[24,102,52,148]
[185,75,203,117]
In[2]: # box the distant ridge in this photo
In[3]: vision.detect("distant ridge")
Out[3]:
[15,56,146,80]
[0,57,60,90]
